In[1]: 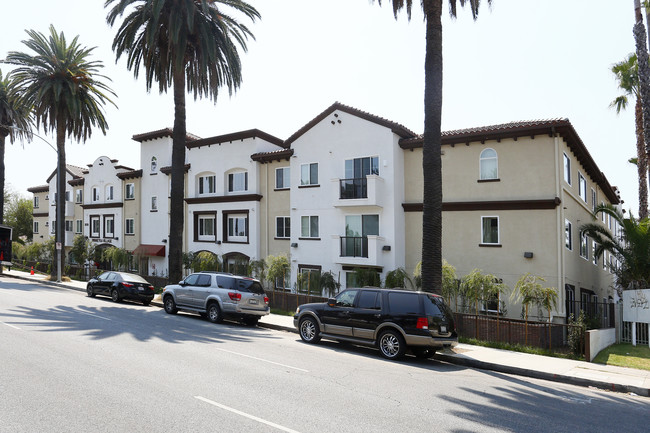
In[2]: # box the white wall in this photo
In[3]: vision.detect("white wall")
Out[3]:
[587,328,616,362]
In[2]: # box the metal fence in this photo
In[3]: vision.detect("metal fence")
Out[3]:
[621,321,650,345]
[565,300,615,329]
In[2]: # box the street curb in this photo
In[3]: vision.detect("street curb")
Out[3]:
[2,272,86,293]
[433,352,650,397]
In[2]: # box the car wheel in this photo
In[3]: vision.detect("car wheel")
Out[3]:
[412,347,437,359]
[242,316,259,327]
[111,289,121,303]
[86,285,95,298]
[164,296,178,314]
[207,302,223,324]
[299,317,321,344]
[378,329,406,360]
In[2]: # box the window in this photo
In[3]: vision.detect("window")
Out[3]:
[198,175,216,195]
[603,252,608,270]
[125,183,135,200]
[125,218,135,235]
[342,215,379,257]
[345,156,379,178]
[356,290,381,310]
[33,221,39,233]
[276,167,290,189]
[65,191,71,202]
[565,219,572,250]
[75,220,82,234]
[92,187,99,202]
[566,285,575,318]
[592,241,598,265]
[563,153,571,185]
[300,163,318,186]
[65,220,73,232]
[601,202,606,223]
[228,172,248,192]
[301,215,319,238]
[75,189,83,203]
[33,196,39,208]
[298,266,323,295]
[226,214,248,242]
[578,173,587,202]
[104,216,114,238]
[387,292,420,315]
[335,290,359,307]
[579,231,588,259]
[106,185,114,201]
[481,216,499,245]
[276,216,290,239]
[197,214,216,241]
[479,148,498,180]
[591,188,596,212]
[151,196,157,211]
[151,156,157,173]
[90,216,100,238]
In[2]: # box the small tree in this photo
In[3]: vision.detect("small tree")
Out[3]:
[70,235,95,267]
[538,286,559,350]
[248,259,266,286]
[413,261,422,289]
[102,246,130,271]
[461,269,507,339]
[441,260,459,310]
[266,254,290,291]
[320,271,341,298]
[352,267,381,287]
[512,273,549,345]
[385,267,413,289]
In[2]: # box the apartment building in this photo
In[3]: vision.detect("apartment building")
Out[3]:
[27,103,619,320]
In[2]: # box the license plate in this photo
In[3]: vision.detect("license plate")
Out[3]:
[138,287,144,291]
[249,299,258,305]
[440,325,447,333]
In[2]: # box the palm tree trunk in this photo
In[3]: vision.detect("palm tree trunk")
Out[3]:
[635,98,649,218]
[634,1,650,198]
[56,112,66,279]
[0,134,5,225]
[169,66,187,284]
[421,0,444,294]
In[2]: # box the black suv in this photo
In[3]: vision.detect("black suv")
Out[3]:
[293,288,457,360]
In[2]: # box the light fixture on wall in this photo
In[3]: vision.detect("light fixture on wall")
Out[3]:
[291,242,298,248]
[162,239,167,243]
[524,252,533,259]
[382,245,391,251]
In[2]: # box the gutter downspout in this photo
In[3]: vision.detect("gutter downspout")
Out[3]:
[553,127,565,320]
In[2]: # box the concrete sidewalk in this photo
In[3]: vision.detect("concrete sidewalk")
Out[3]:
[2,268,649,397]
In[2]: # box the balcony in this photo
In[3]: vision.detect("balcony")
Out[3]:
[333,175,384,208]
[333,234,385,267]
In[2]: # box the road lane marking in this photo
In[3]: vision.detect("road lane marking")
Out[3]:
[1,321,21,330]
[195,396,302,433]
[76,310,111,321]
[213,347,309,372]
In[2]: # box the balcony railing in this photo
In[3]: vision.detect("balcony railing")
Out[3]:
[340,236,368,258]
[339,178,367,200]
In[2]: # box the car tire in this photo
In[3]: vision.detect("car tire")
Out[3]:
[164,296,178,314]
[378,329,406,360]
[412,347,437,359]
[242,316,259,327]
[86,285,95,297]
[299,317,321,344]
[111,289,121,303]
[207,302,223,324]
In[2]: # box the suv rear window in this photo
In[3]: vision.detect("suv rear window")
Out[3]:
[238,279,265,295]
[387,292,421,315]
[424,294,454,320]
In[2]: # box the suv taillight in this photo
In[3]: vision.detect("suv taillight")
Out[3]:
[228,292,241,301]
[264,296,269,305]
[416,317,429,330]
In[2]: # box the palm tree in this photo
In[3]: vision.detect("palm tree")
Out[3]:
[5,26,115,277]
[105,0,259,283]
[634,1,650,188]
[581,204,650,292]
[611,54,648,219]
[0,69,32,225]
[374,0,491,294]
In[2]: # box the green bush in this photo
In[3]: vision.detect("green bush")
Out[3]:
[568,311,586,356]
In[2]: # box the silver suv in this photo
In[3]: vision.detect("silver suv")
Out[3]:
[162,272,270,326]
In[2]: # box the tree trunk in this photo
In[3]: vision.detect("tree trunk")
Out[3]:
[635,97,649,218]
[56,112,67,279]
[420,0,444,294]
[169,66,187,284]
[634,1,650,204]
[0,134,5,225]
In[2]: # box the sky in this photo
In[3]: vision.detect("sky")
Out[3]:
[0,0,641,214]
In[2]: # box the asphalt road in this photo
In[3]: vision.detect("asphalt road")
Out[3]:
[1,276,649,433]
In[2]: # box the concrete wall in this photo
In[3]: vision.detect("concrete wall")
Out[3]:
[586,328,616,362]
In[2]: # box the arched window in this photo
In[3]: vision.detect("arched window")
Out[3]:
[150,156,158,173]
[479,148,498,180]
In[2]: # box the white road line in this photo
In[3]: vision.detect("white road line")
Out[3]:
[195,396,302,433]
[76,310,111,321]
[1,321,21,330]
[213,347,309,372]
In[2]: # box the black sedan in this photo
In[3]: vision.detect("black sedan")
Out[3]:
[87,272,155,306]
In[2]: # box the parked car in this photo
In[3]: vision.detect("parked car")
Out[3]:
[162,272,270,326]
[87,271,155,306]
[293,287,457,360]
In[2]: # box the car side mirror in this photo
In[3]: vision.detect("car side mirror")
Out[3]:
[327,298,337,307]
[179,281,186,286]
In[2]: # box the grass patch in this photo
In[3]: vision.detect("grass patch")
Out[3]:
[459,337,584,360]
[592,343,650,371]
[270,308,295,317]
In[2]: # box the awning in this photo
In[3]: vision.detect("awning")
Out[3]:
[133,244,166,257]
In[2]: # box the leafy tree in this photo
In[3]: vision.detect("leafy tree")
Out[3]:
[374,0,491,293]
[102,246,131,271]
[70,235,95,266]
[352,267,382,288]
[461,269,506,317]
[248,259,266,286]
[319,271,341,298]
[441,259,459,310]
[610,54,648,218]
[4,193,33,242]
[105,0,260,284]
[385,267,413,289]
[265,254,290,290]
[0,69,32,225]
[581,203,650,293]
[6,26,115,277]
[23,242,45,261]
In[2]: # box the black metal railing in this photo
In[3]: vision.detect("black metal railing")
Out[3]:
[340,236,368,258]
[339,178,367,199]
[566,300,615,329]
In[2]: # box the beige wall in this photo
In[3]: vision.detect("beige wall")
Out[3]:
[31,190,49,245]
[258,160,291,259]
[122,178,141,252]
